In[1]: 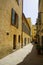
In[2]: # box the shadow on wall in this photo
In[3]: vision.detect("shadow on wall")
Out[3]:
[17,44,43,65]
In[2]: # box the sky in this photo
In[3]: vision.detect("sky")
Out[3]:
[23,0,38,25]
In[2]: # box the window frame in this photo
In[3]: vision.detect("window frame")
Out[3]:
[11,8,19,28]
[18,35,20,43]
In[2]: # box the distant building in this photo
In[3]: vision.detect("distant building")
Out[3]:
[27,18,32,42]
[32,25,36,42]
[22,13,31,46]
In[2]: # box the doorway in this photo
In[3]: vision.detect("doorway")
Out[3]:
[24,38,26,46]
[13,35,16,49]
[41,36,43,52]
[41,36,43,46]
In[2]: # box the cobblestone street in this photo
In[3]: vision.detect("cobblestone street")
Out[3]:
[0,43,43,65]
[18,44,43,65]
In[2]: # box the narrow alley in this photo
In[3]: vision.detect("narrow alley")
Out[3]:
[18,44,43,65]
[0,43,43,65]
[0,0,43,65]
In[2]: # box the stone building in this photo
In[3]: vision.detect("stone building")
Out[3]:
[0,0,32,58]
[36,0,43,53]
[0,0,23,58]
[27,18,32,42]
[22,13,31,46]
[32,25,36,42]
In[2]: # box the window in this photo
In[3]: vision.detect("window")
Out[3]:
[11,8,19,28]
[39,0,40,6]
[22,22,29,35]
[15,13,19,28]
[24,38,26,46]
[18,35,20,43]
[11,8,16,25]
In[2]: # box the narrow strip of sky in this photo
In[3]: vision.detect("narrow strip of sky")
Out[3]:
[23,0,38,25]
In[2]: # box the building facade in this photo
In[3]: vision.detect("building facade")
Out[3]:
[0,0,23,58]
[22,13,31,46]
[36,0,43,54]
[32,25,36,42]
[27,18,32,42]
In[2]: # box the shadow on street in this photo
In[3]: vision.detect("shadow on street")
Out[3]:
[17,44,43,65]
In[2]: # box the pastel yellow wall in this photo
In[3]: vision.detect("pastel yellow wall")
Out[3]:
[22,14,31,46]
[27,18,31,29]
[0,0,23,58]
[23,32,30,46]
[27,18,32,41]
[32,25,36,41]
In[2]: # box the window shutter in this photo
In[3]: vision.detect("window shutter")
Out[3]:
[11,8,15,25]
